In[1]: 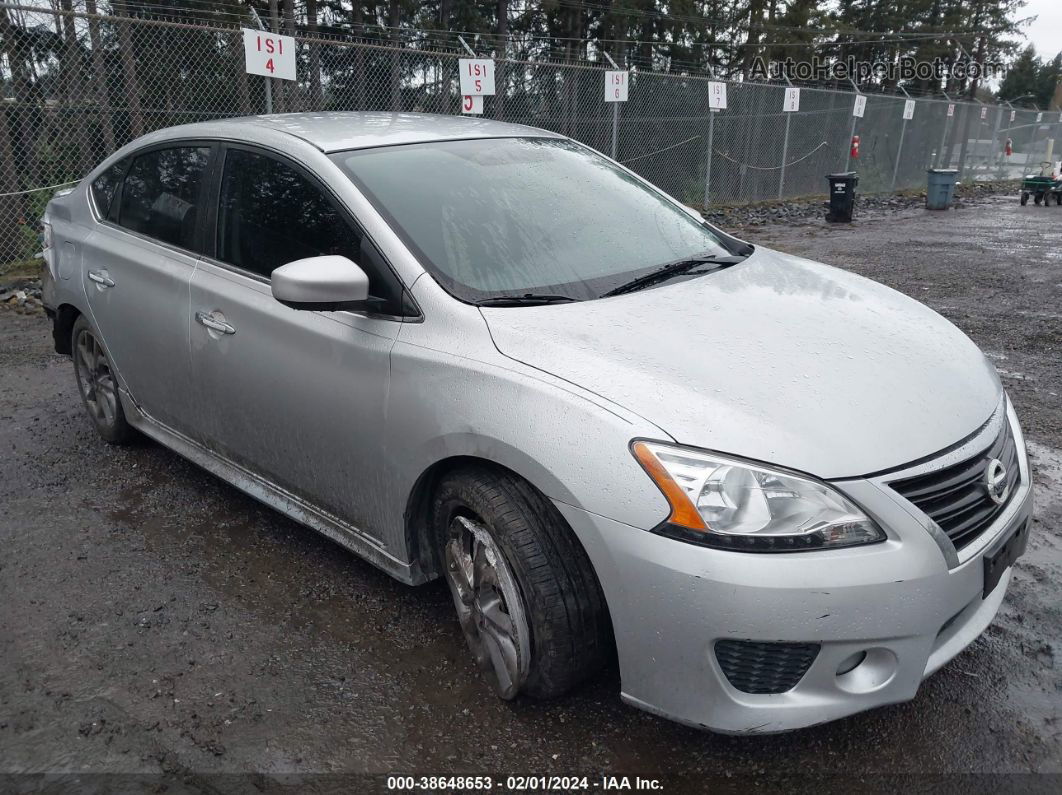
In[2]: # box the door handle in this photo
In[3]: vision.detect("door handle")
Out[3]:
[195,311,236,335]
[87,270,115,288]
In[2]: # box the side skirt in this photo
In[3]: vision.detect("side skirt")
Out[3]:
[121,391,422,585]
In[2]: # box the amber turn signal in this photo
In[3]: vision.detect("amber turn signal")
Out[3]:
[631,441,709,532]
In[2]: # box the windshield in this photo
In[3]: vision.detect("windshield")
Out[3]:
[331,137,737,302]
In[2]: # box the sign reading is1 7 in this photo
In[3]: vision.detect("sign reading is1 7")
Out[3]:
[243,28,296,82]
[459,59,495,96]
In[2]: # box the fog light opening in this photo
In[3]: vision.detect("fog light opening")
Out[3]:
[836,651,867,676]
[835,647,898,694]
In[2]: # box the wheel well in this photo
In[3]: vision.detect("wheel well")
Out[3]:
[53,303,81,355]
[404,456,581,584]
[405,455,491,582]
[404,454,618,673]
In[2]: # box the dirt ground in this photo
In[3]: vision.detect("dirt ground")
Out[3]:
[1,194,1060,793]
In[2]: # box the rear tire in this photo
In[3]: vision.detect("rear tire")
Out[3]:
[1020,193,1029,205]
[432,466,611,700]
[71,316,136,445]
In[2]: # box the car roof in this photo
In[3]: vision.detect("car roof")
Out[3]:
[146,112,564,154]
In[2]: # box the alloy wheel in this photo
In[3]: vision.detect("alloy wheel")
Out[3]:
[443,515,531,699]
[74,329,119,428]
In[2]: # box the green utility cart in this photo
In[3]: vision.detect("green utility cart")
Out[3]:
[1020,162,1062,206]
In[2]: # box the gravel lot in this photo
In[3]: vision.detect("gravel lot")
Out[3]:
[1,194,1060,792]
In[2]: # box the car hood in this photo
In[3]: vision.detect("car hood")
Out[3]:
[482,247,1002,479]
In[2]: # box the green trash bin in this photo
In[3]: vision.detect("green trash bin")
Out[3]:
[926,169,958,210]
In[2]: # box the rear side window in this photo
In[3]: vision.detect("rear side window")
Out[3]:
[216,148,403,312]
[91,158,127,220]
[117,146,210,251]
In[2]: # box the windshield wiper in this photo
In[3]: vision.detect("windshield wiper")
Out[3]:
[475,294,578,307]
[602,254,746,298]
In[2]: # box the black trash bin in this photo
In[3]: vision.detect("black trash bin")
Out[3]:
[825,172,858,222]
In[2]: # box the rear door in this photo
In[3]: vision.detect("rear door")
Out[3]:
[81,143,214,434]
[188,144,410,541]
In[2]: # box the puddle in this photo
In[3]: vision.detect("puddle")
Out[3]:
[999,441,1062,737]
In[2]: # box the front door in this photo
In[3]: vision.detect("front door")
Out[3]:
[189,146,409,542]
[81,144,213,435]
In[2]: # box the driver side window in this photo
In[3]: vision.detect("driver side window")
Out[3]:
[215,148,404,314]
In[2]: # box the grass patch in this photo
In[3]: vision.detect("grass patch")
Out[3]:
[0,258,43,283]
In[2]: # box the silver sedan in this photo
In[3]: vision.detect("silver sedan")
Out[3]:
[41,112,1032,733]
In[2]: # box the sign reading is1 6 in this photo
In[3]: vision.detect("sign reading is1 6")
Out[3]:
[604,71,629,103]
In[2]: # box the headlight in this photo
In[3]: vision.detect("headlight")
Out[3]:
[631,441,886,552]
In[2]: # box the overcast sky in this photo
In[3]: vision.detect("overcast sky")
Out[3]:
[1019,0,1062,60]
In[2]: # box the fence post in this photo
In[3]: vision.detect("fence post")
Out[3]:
[602,52,621,159]
[267,0,282,112]
[844,80,861,173]
[610,102,619,159]
[703,109,716,207]
[956,103,976,180]
[844,113,857,172]
[991,106,1004,176]
[249,8,273,113]
[937,110,950,167]
[891,117,907,190]
[778,110,792,200]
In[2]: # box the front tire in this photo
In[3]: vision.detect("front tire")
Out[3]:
[433,466,611,700]
[71,315,136,445]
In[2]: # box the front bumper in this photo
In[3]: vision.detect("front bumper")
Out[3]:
[556,405,1033,734]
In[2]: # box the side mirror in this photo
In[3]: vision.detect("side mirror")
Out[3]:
[271,255,369,311]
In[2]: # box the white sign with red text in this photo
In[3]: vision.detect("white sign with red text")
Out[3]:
[459,59,495,96]
[903,99,916,120]
[782,87,800,112]
[981,106,989,119]
[604,71,629,102]
[852,94,866,118]
[461,94,484,114]
[243,28,296,81]
[947,103,955,117]
[708,81,727,110]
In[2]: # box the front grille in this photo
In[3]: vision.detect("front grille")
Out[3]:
[890,420,1021,550]
[714,640,819,694]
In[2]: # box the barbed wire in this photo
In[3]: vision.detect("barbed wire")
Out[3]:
[0,179,80,197]
[9,2,1012,89]
[714,141,832,171]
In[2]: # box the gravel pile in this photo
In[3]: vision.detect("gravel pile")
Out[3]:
[701,179,1021,228]
[0,277,45,315]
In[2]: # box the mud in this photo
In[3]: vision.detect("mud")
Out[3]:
[1,194,1060,791]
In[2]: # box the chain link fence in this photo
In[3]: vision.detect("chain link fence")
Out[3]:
[3,2,1061,269]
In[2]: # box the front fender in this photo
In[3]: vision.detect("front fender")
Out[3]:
[387,338,671,531]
